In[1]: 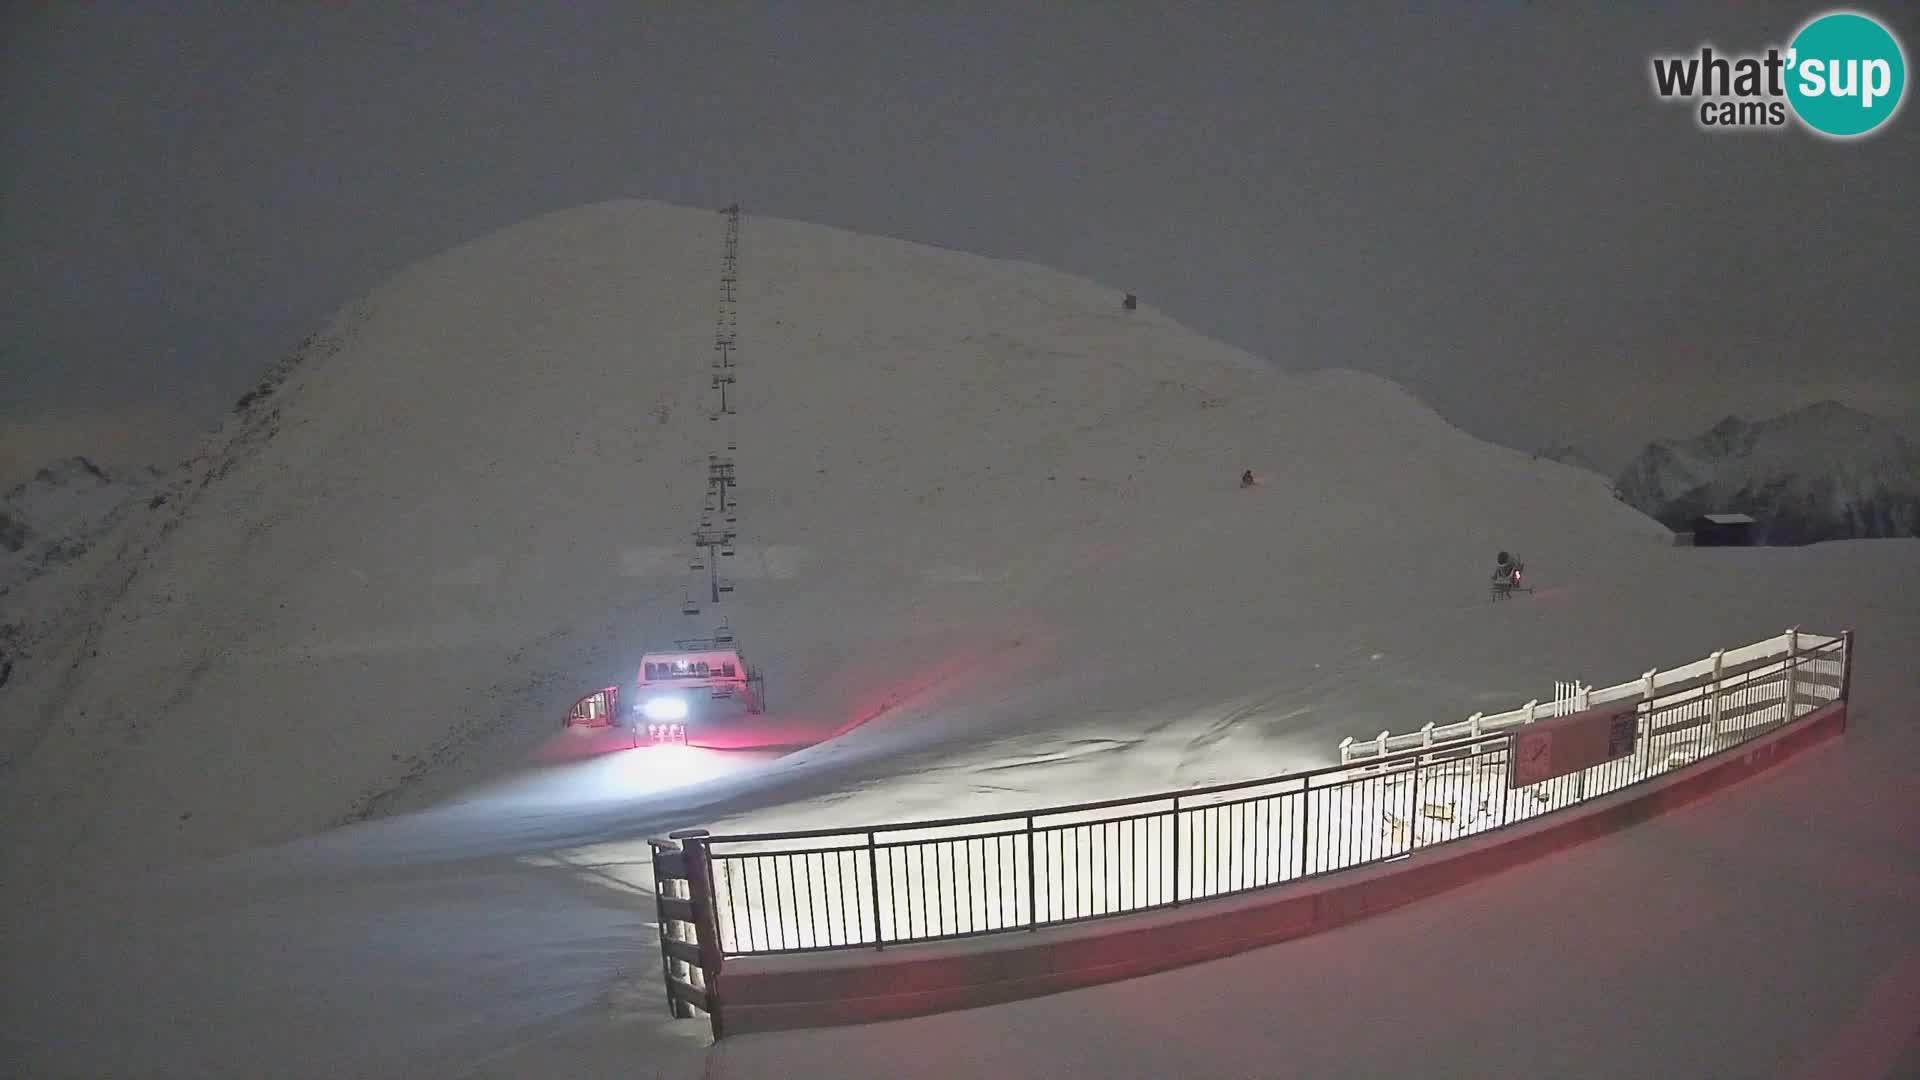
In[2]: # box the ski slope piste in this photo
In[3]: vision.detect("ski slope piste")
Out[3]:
[0,198,1685,896]
[6,200,1909,1079]
[650,628,1850,1035]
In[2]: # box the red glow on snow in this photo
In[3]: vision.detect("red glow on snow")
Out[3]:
[529,726,639,764]
[1794,943,1920,1080]
[544,634,1035,757]
[826,639,1035,741]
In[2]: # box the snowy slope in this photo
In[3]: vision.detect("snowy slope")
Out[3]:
[1616,401,1920,544]
[9,541,1915,1080]
[0,199,1670,897]
[710,601,1920,1080]
[0,456,161,690]
[6,200,1913,1078]
[1535,441,1605,475]
[0,456,158,590]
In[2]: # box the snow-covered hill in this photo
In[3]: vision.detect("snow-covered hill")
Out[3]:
[0,199,1672,896]
[1535,442,1605,475]
[0,457,160,688]
[1615,402,1920,544]
[4,200,1916,1079]
[0,456,157,584]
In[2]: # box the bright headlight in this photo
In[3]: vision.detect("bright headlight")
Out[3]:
[642,696,688,721]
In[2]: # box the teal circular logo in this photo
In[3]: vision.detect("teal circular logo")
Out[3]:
[1786,11,1907,137]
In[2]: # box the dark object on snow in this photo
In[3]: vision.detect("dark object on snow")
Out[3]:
[1490,551,1531,601]
[0,509,28,553]
[1122,293,1137,311]
[1690,513,1757,547]
[1240,469,1255,488]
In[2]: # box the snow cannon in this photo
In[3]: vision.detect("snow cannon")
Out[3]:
[1490,551,1532,601]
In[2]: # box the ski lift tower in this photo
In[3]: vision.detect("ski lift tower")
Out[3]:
[693,526,736,603]
[706,454,737,521]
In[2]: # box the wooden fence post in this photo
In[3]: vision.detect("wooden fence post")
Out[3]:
[1839,629,1855,703]
[1782,627,1799,721]
[1638,668,1657,772]
[665,827,726,1039]
[1708,649,1725,740]
[649,838,692,1019]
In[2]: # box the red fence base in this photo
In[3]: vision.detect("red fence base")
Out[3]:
[718,700,1848,1035]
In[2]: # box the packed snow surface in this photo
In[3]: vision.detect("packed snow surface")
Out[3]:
[4,201,1915,1078]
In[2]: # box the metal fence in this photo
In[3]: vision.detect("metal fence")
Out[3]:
[653,630,1848,973]
[1338,629,1838,765]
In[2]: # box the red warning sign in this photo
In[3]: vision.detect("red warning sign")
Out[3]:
[1508,701,1639,787]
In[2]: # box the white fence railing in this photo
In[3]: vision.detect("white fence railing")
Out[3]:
[1339,628,1835,765]
[657,629,1849,964]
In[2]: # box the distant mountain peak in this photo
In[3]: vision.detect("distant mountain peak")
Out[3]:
[1535,442,1601,471]
[1615,401,1920,544]
[1788,399,1874,422]
[1695,415,1756,458]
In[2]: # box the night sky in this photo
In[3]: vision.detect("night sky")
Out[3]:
[4,2,1916,483]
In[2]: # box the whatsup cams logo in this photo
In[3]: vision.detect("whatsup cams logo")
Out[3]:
[1651,9,1907,138]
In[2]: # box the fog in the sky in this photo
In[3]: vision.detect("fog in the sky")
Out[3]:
[3,3,1916,484]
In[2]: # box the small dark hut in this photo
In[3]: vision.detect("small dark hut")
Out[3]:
[1691,513,1758,547]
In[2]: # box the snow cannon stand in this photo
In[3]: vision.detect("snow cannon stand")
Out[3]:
[1489,552,1533,602]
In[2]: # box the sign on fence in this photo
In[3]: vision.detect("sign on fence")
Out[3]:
[1509,702,1638,787]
